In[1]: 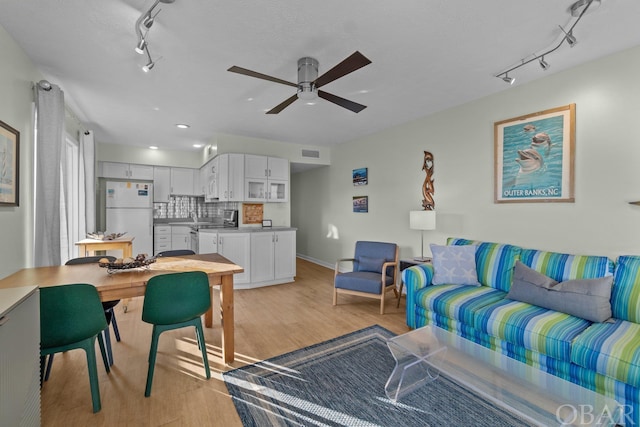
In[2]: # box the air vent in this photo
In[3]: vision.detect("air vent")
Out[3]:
[301,149,320,158]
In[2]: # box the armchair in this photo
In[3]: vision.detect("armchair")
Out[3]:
[333,241,399,314]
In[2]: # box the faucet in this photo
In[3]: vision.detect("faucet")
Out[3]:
[190,210,198,223]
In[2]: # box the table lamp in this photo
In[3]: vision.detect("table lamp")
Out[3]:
[410,210,436,261]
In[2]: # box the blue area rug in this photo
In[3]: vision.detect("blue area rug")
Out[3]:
[223,325,534,426]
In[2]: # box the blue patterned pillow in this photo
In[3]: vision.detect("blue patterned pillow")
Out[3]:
[430,244,481,286]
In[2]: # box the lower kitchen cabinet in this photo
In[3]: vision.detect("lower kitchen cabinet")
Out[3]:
[154,225,171,255]
[218,232,250,284]
[198,230,218,254]
[171,225,191,251]
[250,230,296,285]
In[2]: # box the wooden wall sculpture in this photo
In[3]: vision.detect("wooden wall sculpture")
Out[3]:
[422,151,435,210]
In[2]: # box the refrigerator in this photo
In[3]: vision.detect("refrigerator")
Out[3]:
[105,180,154,257]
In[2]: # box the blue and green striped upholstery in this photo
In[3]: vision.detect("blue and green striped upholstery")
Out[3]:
[572,319,640,388]
[415,284,506,325]
[612,256,640,323]
[519,248,614,282]
[474,298,591,361]
[448,238,521,291]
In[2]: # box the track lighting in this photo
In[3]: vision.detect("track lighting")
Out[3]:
[495,0,596,84]
[539,57,550,71]
[135,38,147,55]
[134,0,175,71]
[502,74,515,85]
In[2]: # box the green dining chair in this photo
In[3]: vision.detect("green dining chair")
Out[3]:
[40,283,111,413]
[141,271,211,397]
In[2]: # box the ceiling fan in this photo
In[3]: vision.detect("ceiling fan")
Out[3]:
[228,51,371,114]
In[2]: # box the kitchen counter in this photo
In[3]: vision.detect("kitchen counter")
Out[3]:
[199,226,297,233]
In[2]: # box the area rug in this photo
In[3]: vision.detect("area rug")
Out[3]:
[223,325,534,426]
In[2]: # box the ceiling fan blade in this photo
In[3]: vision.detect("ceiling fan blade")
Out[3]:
[318,90,367,113]
[314,51,372,89]
[266,94,299,114]
[227,66,297,88]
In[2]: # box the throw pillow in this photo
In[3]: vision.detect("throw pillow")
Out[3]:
[357,256,385,274]
[507,261,613,322]
[430,244,481,286]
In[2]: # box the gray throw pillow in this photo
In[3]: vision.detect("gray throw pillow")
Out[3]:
[357,256,385,274]
[507,261,613,322]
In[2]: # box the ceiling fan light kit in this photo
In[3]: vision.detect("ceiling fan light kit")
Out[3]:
[228,51,371,114]
[495,0,598,84]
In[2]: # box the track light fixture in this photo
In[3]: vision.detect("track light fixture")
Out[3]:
[495,0,597,84]
[134,0,175,71]
[539,56,550,71]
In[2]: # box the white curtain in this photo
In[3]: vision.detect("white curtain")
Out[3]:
[34,83,65,267]
[80,130,96,234]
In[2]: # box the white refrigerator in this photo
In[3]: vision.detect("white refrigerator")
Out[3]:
[105,180,154,257]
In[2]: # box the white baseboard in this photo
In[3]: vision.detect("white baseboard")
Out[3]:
[296,254,334,270]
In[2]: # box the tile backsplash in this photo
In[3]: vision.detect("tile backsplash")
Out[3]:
[154,196,238,220]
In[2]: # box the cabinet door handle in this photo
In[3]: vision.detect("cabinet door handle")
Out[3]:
[265,169,268,177]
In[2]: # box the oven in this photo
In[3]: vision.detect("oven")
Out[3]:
[190,229,198,254]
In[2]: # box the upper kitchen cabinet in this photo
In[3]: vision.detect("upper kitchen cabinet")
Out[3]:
[218,153,244,202]
[244,155,289,203]
[202,156,219,201]
[99,162,154,180]
[170,167,196,196]
[153,166,171,202]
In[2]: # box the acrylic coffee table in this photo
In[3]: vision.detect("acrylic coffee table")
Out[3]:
[385,325,623,426]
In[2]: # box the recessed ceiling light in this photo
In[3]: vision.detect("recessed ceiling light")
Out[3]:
[247,97,254,102]
[149,146,158,150]
[176,124,190,129]
[193,144,203,148]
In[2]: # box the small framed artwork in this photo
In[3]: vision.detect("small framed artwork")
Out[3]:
[262,219,272,228]
[0,120,19,206]
[494,104,575,203]
[352,167,367,186]
[353,196,368,213]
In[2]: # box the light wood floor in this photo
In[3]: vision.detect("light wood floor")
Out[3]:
[41,258,411,426]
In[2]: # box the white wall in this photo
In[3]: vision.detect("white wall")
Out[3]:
[293,46,640,266]
[0,26,43,278]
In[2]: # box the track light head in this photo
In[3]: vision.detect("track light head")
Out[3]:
[135,38,147,54]
[502,74,515,85]
[565,31,578,47]
[142,60,155,73]
[539,57,550,71]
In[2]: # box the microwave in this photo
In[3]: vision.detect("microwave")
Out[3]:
[223,209,238,227]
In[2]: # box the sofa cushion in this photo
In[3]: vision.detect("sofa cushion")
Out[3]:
[415,283,506,326]
[448,238,521,291]
[611,255,640,323]
[571,319,640,388]
[507,261,613,322]
[473,298,592,361]
[430,244,480,286]
[519,248,614,282]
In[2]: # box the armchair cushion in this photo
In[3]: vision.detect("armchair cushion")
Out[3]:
[335,271,394,294]
[356,256,386,274]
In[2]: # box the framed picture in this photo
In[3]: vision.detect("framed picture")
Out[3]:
[352,167,367,186]
[353,196,368,213]
[0,120,19,206]
[494,104,575,203]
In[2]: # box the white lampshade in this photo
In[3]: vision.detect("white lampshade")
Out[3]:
[410,210,436,231]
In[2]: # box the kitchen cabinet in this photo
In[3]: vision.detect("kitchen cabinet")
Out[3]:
[218,232,250,284]
[153,225,171,255]
[0,287,40,427]
[153,166,171,202]
[250,230,296,284]
[244,155,289,203]
[170,167,195,195]
[171,225,191,251]
[100,161,154,180]
[198,230,218,254]
[201,157,219,201]
[218,153,244,202]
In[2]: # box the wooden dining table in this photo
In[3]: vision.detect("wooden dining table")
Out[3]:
[0,253,243,364]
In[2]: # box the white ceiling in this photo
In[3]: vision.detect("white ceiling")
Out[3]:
[1,0,639,151]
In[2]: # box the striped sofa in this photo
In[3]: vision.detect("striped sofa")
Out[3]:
[403,237,640,425]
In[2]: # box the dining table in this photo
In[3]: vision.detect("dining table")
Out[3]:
[0,253,243,364]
